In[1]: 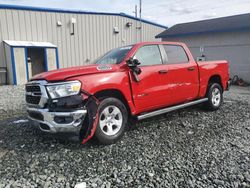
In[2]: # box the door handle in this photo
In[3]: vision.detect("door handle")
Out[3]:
[187,67,195,71]
[158,70,168,74]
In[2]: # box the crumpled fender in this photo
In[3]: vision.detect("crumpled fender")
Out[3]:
[79,94,100,144]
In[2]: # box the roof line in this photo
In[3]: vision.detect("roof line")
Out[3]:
[0,4,168,29]
[156,26,250,38]
[173,12,250,26]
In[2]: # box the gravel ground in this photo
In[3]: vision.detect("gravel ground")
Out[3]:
[0,86,250,188]
[0,85,26,120]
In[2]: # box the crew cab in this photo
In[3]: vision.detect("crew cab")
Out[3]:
[25,42,230,144]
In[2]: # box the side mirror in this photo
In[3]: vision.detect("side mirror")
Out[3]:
[126,58,141,82]
[126,58,141,68]
[126,58,141,75]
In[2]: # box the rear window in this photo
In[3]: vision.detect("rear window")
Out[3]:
[163,45,189,64]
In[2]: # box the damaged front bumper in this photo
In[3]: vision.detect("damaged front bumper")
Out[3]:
[27,107,87,133]
[25,80,100,144]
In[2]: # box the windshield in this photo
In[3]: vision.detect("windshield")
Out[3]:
[95,45,133,64]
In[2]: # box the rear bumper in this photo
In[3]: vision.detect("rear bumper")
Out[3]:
[27,107,87,133]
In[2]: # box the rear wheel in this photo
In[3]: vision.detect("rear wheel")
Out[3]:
[95,97,128,145]
[205,83,223,110]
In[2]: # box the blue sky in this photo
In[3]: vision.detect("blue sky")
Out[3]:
[0,0,250,26]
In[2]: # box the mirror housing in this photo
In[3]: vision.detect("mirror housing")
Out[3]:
[126,58,141,68]
[126,58,141,82]
[126,58,141,75]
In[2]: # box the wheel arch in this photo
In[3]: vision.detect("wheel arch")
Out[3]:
[208,75,222,85]
[94,89,132,116]
[206,75,223,94]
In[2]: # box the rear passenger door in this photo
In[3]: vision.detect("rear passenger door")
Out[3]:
[130,45,172,112]
[161,45,199,104]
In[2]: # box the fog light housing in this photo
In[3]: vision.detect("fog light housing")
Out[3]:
[54,116,74,124]
[40,123,50,130]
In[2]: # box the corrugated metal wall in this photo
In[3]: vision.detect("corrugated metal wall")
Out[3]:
[0,8,165,84]
[163,31,250,83]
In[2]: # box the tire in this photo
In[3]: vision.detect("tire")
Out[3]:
[95,97,128,145]
[205,83,223,111]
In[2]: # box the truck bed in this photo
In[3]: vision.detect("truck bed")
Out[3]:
[197,60,230,97]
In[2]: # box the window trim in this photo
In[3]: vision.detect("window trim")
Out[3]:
[132,44,164,67]
[161,44,190,65]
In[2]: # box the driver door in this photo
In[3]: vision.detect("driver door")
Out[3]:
[129,45,172,113]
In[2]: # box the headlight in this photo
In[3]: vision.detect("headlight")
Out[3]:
[46,81,81,99]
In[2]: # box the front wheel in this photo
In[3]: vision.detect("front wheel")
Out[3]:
[205,83,223,110]
[95,98,128,145]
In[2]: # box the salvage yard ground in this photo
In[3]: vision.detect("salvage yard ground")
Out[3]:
[0,86,250,187]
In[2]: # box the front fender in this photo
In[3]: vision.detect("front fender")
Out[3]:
[69,72,136,114]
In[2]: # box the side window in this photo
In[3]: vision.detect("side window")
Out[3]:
[163,45,189,64]
[134,45,163,66]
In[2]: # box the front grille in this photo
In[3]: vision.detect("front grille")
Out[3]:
[25,84,42,105]
[28,111,44,121]
[26,95,41,104]
[25,85,41,92]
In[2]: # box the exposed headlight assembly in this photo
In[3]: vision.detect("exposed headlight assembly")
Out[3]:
[46,81,81,99]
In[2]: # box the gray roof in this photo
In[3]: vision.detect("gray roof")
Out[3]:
[156,13,250,38]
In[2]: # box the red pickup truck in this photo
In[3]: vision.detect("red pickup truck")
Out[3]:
[26,42,230,144]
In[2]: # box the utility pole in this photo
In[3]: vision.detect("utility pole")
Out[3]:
[134,0,142,42]
[133,5,138,18]
[139,0,142,42]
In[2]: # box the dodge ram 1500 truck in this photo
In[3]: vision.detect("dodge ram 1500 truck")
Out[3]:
[26,42,230,144]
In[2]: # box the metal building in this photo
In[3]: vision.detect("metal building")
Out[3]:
[0,4,167,85]
[156,13,250,83]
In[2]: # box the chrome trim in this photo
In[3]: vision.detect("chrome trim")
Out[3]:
[27,107,87,133]
[25,80,49,108]
[26,92,42,96]
[137,98,208,120]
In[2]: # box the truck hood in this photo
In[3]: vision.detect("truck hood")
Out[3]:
[31,64,118,81]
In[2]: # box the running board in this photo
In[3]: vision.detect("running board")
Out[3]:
[137,98,208,120]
